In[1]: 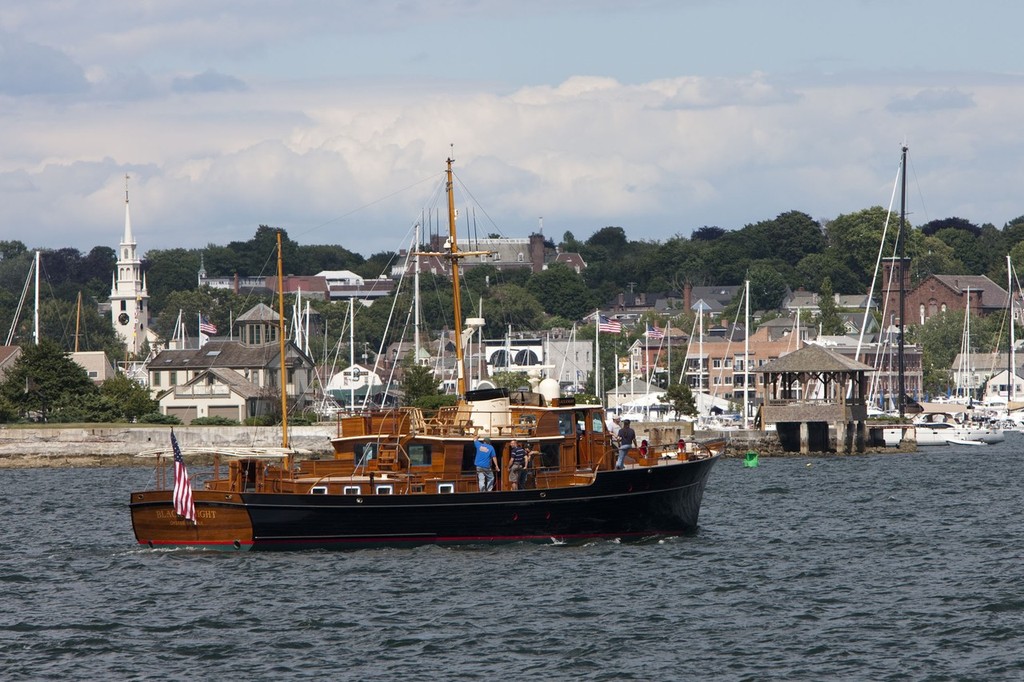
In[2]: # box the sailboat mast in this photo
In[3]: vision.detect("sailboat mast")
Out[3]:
[75,291,82,353]
[414,222,421,368]
[33,251,40,346]
[897,144,908,418]
[446,157,468,396]
[349,297,356,411]
[1009,255,1016,402]
[743,279,750,430]
[276,230,289,451]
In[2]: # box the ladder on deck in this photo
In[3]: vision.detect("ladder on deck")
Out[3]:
[376,440,403,471]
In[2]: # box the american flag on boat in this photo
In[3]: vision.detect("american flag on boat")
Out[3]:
[598,315,622,333]
[171,431,196,523]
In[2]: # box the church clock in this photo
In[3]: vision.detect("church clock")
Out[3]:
[118,312,130,326]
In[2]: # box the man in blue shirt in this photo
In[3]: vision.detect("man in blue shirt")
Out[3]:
[474,437,498,491]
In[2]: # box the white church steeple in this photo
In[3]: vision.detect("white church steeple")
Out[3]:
[110,174,150,356]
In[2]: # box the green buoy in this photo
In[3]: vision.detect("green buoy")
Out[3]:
[743,450,759,468]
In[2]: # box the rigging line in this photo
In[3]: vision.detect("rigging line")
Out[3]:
[6,255,34,345]
[907,147,931,226]
[706,296,748,402]
[451,170,504,236]
[861,158,903,404]
[364,256,410,410]
[372,233,421,407]
[679,314,701,385]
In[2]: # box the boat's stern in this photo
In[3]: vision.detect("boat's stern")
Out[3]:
[130,489,255,550]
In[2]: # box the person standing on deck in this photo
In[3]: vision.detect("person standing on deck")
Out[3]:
[474,437,498,491]
[507,439,528,490]
[606,414,621,440]
[616,419,637,470]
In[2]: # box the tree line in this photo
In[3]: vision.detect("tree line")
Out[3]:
[3,207,1024,403]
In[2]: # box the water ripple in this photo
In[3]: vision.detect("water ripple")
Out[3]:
[1,446,1024,680]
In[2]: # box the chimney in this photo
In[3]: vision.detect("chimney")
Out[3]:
[528,233,545,274]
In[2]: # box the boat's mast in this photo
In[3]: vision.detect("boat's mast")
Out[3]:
[446,157,468,396]
[414,155,489,397]
[276,230,289,451]
[897,144,907,418]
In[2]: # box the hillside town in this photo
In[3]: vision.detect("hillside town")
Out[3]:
[2,183,1022,448]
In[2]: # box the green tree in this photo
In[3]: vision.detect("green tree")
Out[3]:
[527,263,593,320]
[906,310,965,394]
[402,362,440,405]
[661,383,697,418]
[824,206,911,288]
[794,252,862,294]
[144,247,203,313]
[479,284,544,336]
[100,373,159,420]
[816,277,847,335]
[747,263,789,311]
[742,211,825,268]
[0,340,97,421]
[490,371,529,390]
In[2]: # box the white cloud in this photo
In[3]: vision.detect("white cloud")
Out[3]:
[3,1,1024,259]
[0,31,88,95]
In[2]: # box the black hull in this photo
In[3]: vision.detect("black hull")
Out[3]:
[238,456,718,550]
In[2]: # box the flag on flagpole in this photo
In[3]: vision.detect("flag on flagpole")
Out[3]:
[171,430,196,523]
[598,315,622,333]
[646,323,664,339]
[199,315,218,335]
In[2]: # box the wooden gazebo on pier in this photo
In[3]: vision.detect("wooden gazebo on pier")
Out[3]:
[755,344,872,454]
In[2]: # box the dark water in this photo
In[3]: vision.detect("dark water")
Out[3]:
[2,436,1023,682]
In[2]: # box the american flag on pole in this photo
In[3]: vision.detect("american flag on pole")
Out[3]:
[171,430,196,523]
[646,323,664,339]
[199,315,218,335]
[598,315,622,333]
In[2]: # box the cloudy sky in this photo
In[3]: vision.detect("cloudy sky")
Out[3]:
[3,0,1024,259]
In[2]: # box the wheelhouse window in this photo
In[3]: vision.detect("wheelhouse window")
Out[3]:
[355,442,377,463]
[558,413,573,435]
[406,443,432,466]
[537,443,560,469]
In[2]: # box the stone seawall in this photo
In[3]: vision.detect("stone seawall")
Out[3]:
[0,425,338,468]
[632,422,915,458]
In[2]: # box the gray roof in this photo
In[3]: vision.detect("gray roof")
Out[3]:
[930,275,1008,310]
[235,302,279,322]
[755,343,873,373]
[150,338,308,371]
[203,367,265,399]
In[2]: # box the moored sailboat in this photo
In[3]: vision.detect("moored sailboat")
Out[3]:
[129,158,721,550]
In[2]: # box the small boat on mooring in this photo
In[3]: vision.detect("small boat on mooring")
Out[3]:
[129,159,721,551]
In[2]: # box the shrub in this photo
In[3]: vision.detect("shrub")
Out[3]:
[138,412,182,425]
[191,416,240,426]
[244,415,277,426]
